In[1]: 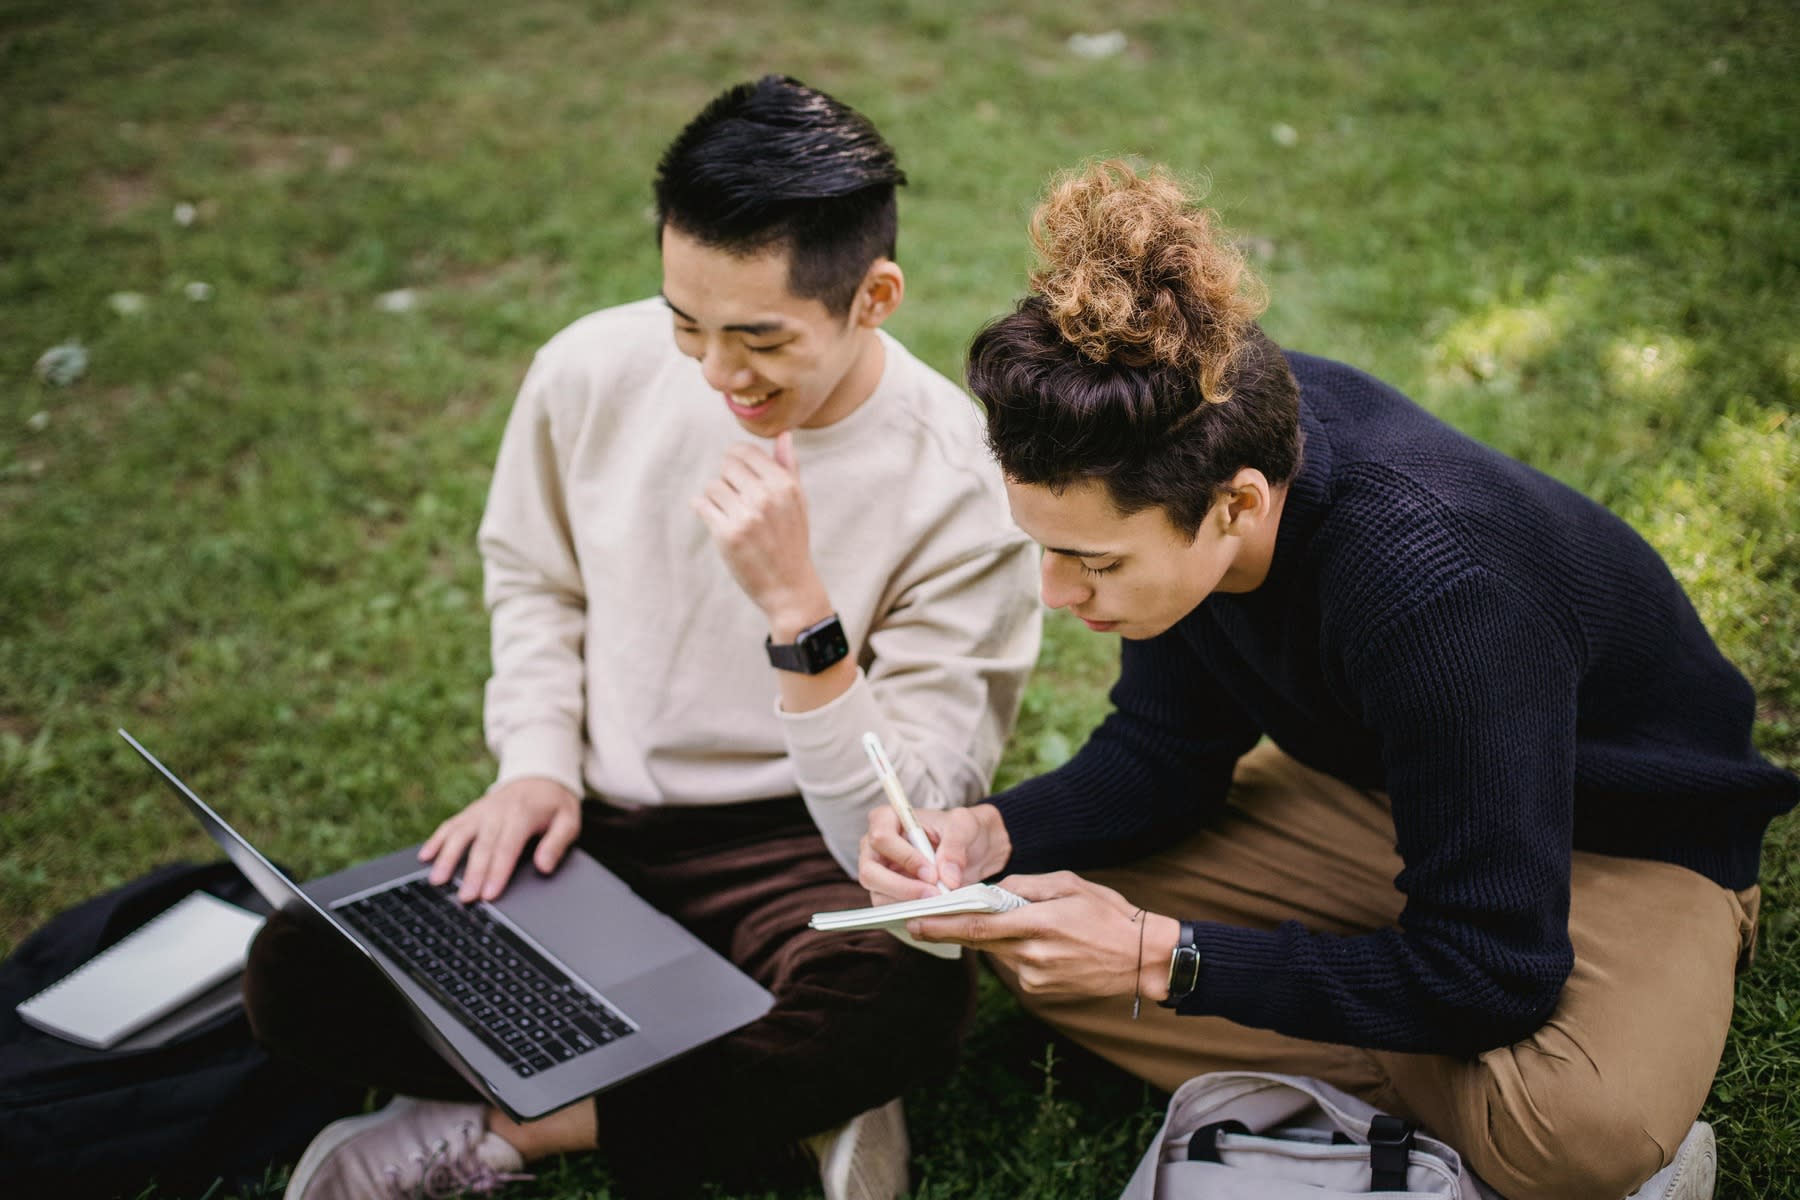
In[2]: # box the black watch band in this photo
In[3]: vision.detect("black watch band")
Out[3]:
[1160,919,1201,1008]
[765,613,850,675]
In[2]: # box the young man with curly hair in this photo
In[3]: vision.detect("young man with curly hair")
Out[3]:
[862,161,1796,1200]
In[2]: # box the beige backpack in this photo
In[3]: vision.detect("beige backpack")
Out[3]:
[1120,1071,1495,1199]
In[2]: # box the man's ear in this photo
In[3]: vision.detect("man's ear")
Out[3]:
[1219,468,1273,535]
[854,260,905,329]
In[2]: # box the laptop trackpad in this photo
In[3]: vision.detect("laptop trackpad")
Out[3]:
[488,850,691,991]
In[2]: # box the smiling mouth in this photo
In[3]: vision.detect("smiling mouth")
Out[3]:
[724,390,781,417]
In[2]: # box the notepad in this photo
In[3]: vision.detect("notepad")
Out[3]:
[809,883,1030,935]
[16,890,265,1049]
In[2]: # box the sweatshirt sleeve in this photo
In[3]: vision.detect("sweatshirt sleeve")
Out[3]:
[991,629,1263,873]
[1176,565,1582,1055]
[783,533,1043,876]
[475,356,588,800]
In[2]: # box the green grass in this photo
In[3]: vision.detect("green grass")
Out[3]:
[3,0,1796,1195]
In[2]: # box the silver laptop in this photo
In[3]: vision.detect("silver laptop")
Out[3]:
[120,729,774,1123]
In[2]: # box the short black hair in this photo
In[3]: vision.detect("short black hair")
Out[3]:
[654,75,906,316]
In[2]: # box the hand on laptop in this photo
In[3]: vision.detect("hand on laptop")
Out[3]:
[419,776,581,903]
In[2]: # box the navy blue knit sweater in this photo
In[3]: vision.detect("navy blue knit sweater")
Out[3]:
[990,352,1797,1056]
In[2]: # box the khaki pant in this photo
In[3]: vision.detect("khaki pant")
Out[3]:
[990,743,1760,1200]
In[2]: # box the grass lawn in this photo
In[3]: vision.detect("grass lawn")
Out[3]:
[3,0,1796,1195]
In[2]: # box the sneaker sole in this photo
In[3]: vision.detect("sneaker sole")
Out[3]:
[1661,1122,1716,1200]
[821,1099,909,1200]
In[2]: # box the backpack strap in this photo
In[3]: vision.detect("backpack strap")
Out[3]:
[1185,1119,1251,1162]
[1368,1113,1416,1191]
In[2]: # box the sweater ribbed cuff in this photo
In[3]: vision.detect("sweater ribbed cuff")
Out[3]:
[776,668,890,800]
[1176,920,1290,1021]
[493,722,585,799]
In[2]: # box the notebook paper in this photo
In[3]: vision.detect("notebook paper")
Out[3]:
[808,883,1029,934]
[16,890,264,1049]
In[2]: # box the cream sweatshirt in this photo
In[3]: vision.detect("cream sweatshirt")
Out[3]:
[477,299,1043,874]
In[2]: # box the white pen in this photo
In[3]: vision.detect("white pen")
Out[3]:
[862,731,950,895]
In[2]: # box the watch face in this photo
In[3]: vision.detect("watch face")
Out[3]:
[1167,943,1201,1001]
[800,620,849,672]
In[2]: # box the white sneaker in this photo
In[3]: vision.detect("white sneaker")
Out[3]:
[284,1096,531,1199]
[1625,1121,1716,1200]
[803,1098,910,1200]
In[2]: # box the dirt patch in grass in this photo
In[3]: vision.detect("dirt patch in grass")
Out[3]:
[398,254,567,304]
[91,171,157,224]
[201,104,354,180]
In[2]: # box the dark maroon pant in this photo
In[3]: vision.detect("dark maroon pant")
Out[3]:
[243,796,976,1196]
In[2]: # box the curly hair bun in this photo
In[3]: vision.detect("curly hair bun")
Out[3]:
[1029,159,1267,403]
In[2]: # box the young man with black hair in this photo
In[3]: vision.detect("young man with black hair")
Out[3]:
[250,77,1041,1199]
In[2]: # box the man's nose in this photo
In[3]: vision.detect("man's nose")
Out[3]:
[700,344,755,393]
[1038,553,1091,611]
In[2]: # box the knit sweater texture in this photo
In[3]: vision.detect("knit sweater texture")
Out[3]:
[991,351,1798,1055]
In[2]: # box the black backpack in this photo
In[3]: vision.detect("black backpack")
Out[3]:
[0,860,365,1197]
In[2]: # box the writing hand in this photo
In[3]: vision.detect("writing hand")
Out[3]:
[418,776,581,903]
[859,802,1013,904]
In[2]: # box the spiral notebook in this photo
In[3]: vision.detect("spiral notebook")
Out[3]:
[15,890,265,1050]
[808,882,1030,935]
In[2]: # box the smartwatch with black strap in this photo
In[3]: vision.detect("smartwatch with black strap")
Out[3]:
[1160,919,1201,1008]
[765,613,850,675]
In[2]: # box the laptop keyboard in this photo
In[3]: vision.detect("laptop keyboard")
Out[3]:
[336,877,635,1078]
